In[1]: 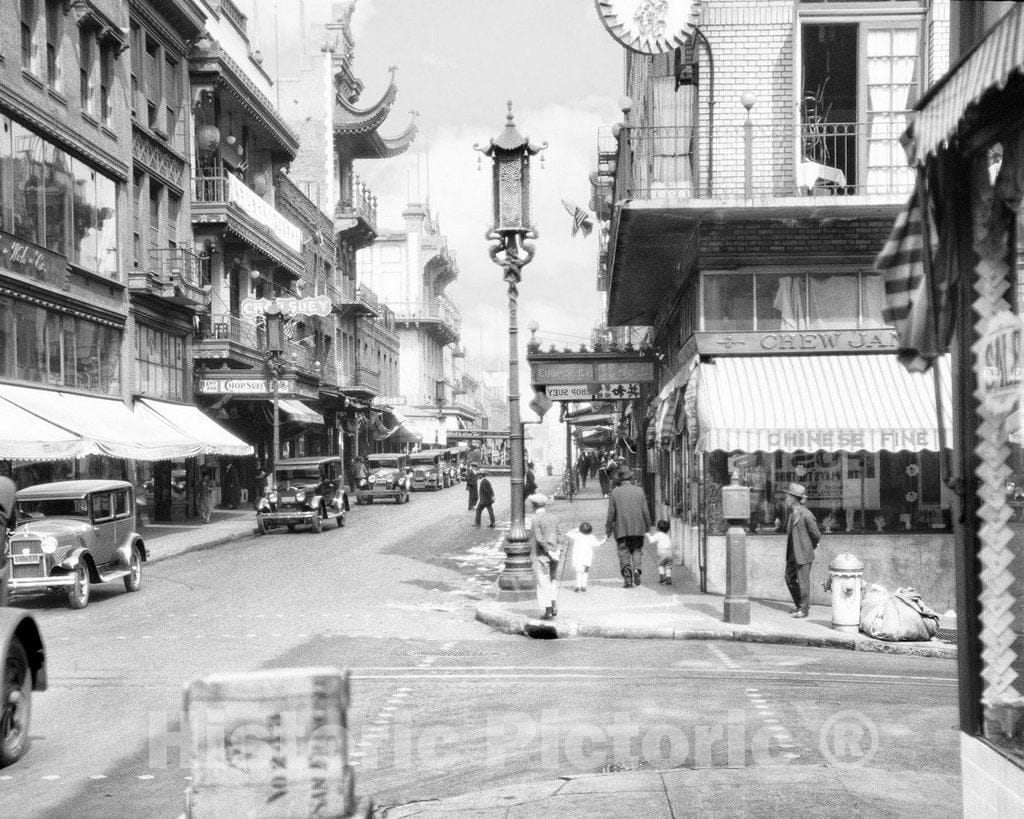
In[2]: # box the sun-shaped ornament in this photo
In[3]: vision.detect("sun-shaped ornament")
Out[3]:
[905,463,920,477]
[594,0,704,55]
[906,491,918,503]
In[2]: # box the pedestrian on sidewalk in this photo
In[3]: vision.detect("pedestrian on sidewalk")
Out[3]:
[598,451,615,498]
[605,467,651,588]
[647,519,673,584]
[466,463,479,511]
[524,462,537,497]
[529,493,562,619]
[566,521,600,592]
[578,452,590,489]
[198,468,217,524]
[783,482,820,618]
[475,469,495,528]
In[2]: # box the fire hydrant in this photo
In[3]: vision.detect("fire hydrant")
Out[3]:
[825,553,865,632]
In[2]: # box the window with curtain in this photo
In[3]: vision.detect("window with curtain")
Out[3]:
[756,273,808,330]
[45,0,61,90]
[79,27,96,117]
[650,68,695,198]
[703,274,754,332]
[808,272,860,328]
[21,0,41,75]
[865,26,919,194]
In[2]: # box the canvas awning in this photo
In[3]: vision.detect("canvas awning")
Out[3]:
[0,394,96,461]
[277,399,324,425]
[691,355,952,453]
[911,3,1024,163]
[652,369,689,447]
[138,399,253,457]
[1,385,204,461]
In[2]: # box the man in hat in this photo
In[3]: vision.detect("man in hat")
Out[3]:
[474,468,495,527]
[529,493,562,620]
[605,467,652,587]
[783,482,821,618]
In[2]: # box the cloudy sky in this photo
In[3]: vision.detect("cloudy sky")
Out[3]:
[251,0,624,372]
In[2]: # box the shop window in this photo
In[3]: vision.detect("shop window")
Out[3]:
[703,273,754,332]
[11,121,43,245]
[42,143,71,255]
[0,117,11,232]
[809,273,860,328]
[755,272,807,331]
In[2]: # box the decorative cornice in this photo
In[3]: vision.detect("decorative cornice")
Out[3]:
[128,0,205,57]
[68,0,130,56]
[192,207,304,277]
[334,70,398,135]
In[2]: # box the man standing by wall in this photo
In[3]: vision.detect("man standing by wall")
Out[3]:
[783,482,820,618]
[606,467,652,587]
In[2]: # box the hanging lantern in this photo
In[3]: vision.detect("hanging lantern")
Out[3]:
[197,124,220,154]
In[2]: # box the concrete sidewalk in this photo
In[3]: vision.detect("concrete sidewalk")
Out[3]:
[475,484,955,659]
[136,508,256,564]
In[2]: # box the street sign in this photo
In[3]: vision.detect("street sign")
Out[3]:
[529,391,553,418]
[240,295,332,319]
[545,383,641,401]
[370,395,408,407]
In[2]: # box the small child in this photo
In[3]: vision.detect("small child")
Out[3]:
[567,521,601,592]
[647,519,673,584]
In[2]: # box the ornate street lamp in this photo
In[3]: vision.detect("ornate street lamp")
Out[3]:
[435,379,446,445]
[475,102,546,598]
[253,270,285,482]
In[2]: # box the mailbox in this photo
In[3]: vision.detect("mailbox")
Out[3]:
[721,472,751,522]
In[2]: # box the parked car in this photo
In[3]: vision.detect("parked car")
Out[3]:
[356,454,411,504]
[0,609,46,767]
[6,480,146,610]
[255,456,349,535]
[409,451,446,491]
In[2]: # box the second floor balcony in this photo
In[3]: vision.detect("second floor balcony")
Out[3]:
[128,248,210,311]
[327,279,381,318]
[613,120,912,203]
[193,174,304,277]
[193,314,320,378]
[334,176,378,250]
[391,296,461,345]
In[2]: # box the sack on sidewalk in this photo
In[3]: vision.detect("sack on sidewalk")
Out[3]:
[860,583,940,642]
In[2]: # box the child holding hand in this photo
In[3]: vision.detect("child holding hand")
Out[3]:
[567,521,601,592]
[647,519,673,585]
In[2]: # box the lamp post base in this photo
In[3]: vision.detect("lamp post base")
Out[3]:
[723,524,750,625]
[496,571,536,601]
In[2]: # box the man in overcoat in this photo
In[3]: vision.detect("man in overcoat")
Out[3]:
[783,482,821,618]
[529,493,562,619]
[474,469,495,527]
[605,467,651,587]
[466,463,479,511]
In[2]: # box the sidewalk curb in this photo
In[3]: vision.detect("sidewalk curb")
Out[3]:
[145,528,257,566]
[475,600,956,659]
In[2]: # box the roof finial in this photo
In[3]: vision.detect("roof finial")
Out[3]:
[506,100,514,126]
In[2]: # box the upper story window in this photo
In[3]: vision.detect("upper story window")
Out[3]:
[799,11,922,194]
[701,270,887,332]
[21,0,43,76]
[131,28,183,150]
[79,27,95,116]
[45,0,62,91]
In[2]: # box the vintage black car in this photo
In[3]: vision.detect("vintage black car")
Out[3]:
[6,480,146,609]
[356,454,411,504]
[256,456,349,534]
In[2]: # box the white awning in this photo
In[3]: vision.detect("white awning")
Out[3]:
[1,385,204,461]
[692,355,952,453]
[912,3,1024,163]
[277,399,324,425]
[138,399,253,457]
[652,368,689,446]
[0,395,96,461]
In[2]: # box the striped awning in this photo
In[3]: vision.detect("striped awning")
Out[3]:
[692,355,952,453]
[912,3,1024,163]
[653,369,688,447]
[278,399,324,425]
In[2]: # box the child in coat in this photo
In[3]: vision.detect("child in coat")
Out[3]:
[647,519,673,584]
[567,521,601,592]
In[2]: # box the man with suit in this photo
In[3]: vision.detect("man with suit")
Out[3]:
[605,467,652,587]
[466,463,479,511]
[474,469,495,528]
[529,493,562,620]
[784,482,821,618]
[524,462,537,497]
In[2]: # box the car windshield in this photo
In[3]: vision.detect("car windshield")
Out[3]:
[371,460,402,470]
[17,498,89,519]
[275,468,320,484]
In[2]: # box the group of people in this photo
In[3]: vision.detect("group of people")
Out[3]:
[574,450,626,499]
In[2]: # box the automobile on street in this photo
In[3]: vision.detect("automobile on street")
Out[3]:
[255,456,349,534]
[356,453,411,504]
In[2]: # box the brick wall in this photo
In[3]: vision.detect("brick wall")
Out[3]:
[699,216,897,259]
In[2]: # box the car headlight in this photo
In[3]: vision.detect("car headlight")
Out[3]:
[295,491,306,503]
[40,536,58,555]
[368,476,377,484]
[269,492,279,503]
[385,475,394,486]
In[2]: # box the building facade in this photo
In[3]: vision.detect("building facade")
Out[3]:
[598,0,956,607]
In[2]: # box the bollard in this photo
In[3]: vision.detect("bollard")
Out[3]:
[721,472,751,624]
[183,667,372,818]
[826,553,865,632]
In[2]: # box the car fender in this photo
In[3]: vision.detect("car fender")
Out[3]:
[58,548,98,583]
[256,497,272,513]
[115,536,147,568]
[0,609,47,690]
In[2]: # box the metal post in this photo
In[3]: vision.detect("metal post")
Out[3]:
[271,374,280,483]
[565,418,573,502]
[741,92,755,201]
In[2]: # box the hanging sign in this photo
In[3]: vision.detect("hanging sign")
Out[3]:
[594,0,703,55]
[975,311,1024,417]
[240,296,332,319]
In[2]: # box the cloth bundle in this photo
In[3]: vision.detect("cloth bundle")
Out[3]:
[860,584,940,642]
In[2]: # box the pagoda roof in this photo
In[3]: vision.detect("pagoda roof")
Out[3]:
[334,68,417,159]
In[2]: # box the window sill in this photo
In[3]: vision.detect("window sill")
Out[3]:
[69,262,125,290]
[100,124,117,141]
[20,68,45,89]
[47,88,68,107]
[80,110,100,129]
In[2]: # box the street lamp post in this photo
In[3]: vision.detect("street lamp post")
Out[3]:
[263,299,285,482]
[476,101,546,599]
[435,379,446,446]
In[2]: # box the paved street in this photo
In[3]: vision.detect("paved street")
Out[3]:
[3,482,961,816]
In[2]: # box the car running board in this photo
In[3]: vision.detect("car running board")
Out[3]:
[98,569,131,583]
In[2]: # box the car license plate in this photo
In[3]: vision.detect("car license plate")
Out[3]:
[13,554,40,565]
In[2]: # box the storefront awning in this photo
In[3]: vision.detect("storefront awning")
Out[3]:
[652,368,689,447]
[911,3,1024,163]
[692,355,952,453]
[138,399,253,457]
[1,385,204,461]
[0,395,97,461]
[278,399,324,425]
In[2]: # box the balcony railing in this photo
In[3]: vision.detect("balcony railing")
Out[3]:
[148,247,206,289]
[614,120,914,200]
[193,174,303,254]
[201,314,262,349]
[221,0,249,39]
[349,365,380,392]
[390,297,461,338]
[356,284,380,313]
[335,176,378,234]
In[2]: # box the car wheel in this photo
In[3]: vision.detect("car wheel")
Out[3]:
[336,512,345,528]
[366,497,374,505]
[286,524,296,532]
[67,562,90,610]
[310,507,323,534]
[257,516,268,536]
[402,491,410,504]
[0,638,31,768]
[123,545,142,592]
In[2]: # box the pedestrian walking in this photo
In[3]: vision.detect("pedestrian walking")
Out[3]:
[597,451,614,498]
[605,467,652,587]
[198,468,217,523]
[647,519,673,584]
[578,452,590,488]
[529,493,562,619]
[475,469,495,527]
[566,521,600,592]
[783,482,820,618]
[524,461,537,497]
[466,463,479,510]
[249,463,268,509]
